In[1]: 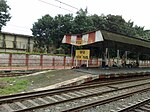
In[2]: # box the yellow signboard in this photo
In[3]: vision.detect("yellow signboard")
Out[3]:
[75,50,90,60]
[76,40,82,45]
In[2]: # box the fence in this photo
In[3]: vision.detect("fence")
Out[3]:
[0,53,150,71]
[0,54,100,71]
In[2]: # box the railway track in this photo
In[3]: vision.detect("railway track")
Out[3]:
[80,74,150,86]
[0,76,150,112]
[0,71,35,77]
[118,98,150,112]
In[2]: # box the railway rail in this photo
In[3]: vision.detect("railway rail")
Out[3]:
[0,76,150,112]
[0,71,35,77]
[81,74,150,86]
[118,98,150,112]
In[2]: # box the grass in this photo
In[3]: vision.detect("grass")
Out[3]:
[0,69,86,95]
[0,71,57,95]
[0,77,29,95]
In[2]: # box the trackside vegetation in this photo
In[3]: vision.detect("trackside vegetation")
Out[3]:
[0,77,29,95]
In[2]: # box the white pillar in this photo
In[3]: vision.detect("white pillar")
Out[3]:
[125,51,128,64]
[117,50,120,65]
[105,48,108,65]
[86,60,88,67]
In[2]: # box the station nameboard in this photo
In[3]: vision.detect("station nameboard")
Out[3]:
[75,50,90,60]
[76,40,82,45]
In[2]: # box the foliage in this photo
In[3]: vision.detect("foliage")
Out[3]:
[54,14,74,47]
[0,0,11,31]
[72,8,95,34]
[31,14,73,53]
[142,30,150,40]
[31,8,149,57]
[31,15,54,53]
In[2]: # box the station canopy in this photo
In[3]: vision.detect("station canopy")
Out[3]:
[62,30,150,54]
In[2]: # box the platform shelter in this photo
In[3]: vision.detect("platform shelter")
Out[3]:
[62,30,150,67]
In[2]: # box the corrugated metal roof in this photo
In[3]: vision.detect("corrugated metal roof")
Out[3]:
[101,30,150,49]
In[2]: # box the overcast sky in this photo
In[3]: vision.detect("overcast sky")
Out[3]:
[2,0,150,36]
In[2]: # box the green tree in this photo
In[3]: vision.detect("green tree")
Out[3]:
[31,15,54,52]
[31,14,73,53]
[0,0,11,31]
[90,14,107,30]
[72,8,95,34]
[143,30,150,40]
[31,8,148,54]
[53,14,73,47]
[134,25,145,38]
[96,14,145,38]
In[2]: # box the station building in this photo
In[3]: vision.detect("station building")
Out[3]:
[62,29,150,67]
[0,32,34,52]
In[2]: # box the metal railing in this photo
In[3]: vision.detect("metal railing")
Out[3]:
[0,53,149,71]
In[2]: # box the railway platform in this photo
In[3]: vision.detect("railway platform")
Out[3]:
[33,67,150,91]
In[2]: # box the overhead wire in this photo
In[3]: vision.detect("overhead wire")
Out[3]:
[54,0,92,15]
[38,0,92,15]
[4,0,89,34]
[54,0,79,10]
[2,23,32,35]
[3,0,78,33]
[6,24,30,30]
[38,0,76,13]
[2,24,31,32]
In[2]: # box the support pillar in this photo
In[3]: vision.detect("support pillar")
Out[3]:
[117,50,120,66]
[26,54,29,70]
[102,48,108,68]
[9,53,12,66]
[40,55,43,69]
[63,56,66,69]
